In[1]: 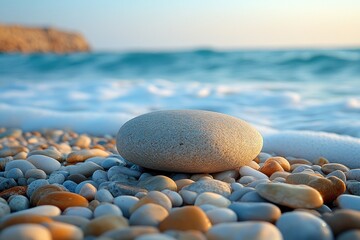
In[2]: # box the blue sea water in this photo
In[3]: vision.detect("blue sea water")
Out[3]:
[0,48,360,137]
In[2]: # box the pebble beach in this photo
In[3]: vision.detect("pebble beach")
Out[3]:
[0,123,360,240]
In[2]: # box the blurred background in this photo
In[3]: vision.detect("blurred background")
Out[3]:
[0,0,360,137]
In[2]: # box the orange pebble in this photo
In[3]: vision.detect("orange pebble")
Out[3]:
[1,215,53,229]
[0,186,27,199]
[259,160,284,177]
[37,192,88,210]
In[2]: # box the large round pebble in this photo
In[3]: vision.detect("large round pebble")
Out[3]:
[229,202,281,223]
[37,192,88,210]
[116,110,262,173]
[130,203,168,226]
[0,223,51,240]
[27,155,61,175]
[84,215,129,236]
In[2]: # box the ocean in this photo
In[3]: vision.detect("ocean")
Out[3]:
[1,48,360,138]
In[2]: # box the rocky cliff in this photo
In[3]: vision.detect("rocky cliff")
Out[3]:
[0,25,90,53]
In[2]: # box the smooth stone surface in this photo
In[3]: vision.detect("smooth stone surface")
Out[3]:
[52,215,89,229]
[0,202,11,217]
[130,203,168,226]
[42,221,83,240]
[63,207,93,219]
[102,226,159,240]
[113,195,139,218]
[206,222,282,240]
[130,191,172,213]
[94,203,122,218]
[205,208,237,225]
[116,110,263,173]
[30,184,66,206]
[8,195,29,212]
[108,182,147,197]
[136,233,176,240]
[239,166,268,180]
[159,206,211,232]
[337,194,360,211]
[5,205,61,218]
[95,189,113,203]
[161,190,183,207]
[138,175,177,192]
[276,211,333,240]
[183,179,231,197]
[84,215,129,236]
[37,192,88,210]
[0,223,52,240]
[79,183,97,201]
[5,160,36,174]
[346,169,360,181]
[337,230,360,240]
[322,210,360,235]
[27,155,61,175]
[229,202,281,223]
[194,192,230,208]
[1,214,53,229]
[346,181,360,196]
[256,183,323,208]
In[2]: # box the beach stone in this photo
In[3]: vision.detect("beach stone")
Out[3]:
[130,203,168,226]
[67,149,109,163]
[84,215,129,236]
[130,191,172,213]
[230,182,243,191]
[8,195,29,212]
[328,170,346,182]
[286,173,346,203]
[159,206,211,232]
[0,177,17,190]
[0,128,22,139]
[101,157,126,169]
[67,162,103,177]
[108,182,147,197]
[337,230,360,240]
[7,205,61,217]
[72,134,91,148]
[62,180,77,192]
[276,211,333,240]
[114,195,139,218]
[102,226,159,239]
[321,163,349,174]
[95,189,113,203]
[183,179,231,197]
[42,221,83,240]
[256,183,323,208]
[1,214,53,229]
[164,230,206,240]
[27,149,63,162]
[238,175,257,185]
[0,201,11,217]
[322,209,360,235]
[5,160,36,174]
[239,166,268,180]
[229,187,255,201]
[0,224,52,240]
[347,169,360,181]
[75,180,98,194]
[79,183,97,201]
[259,160,284,177]
[92,170,108,184]
[5,168,24,180]
[206,222,282,240]
[194,192,230,207]
[0,146,27,158]
[30,184,66,206]
[347,181,360,195]
[94,203,122,218]
[51,215,89,229]
[136,233,176,240]
[63,206,93,219]
[229,202,281,223]
[27,155,61,175]
[213,170,239,181]
[337,194,360,211]
[179,189,198,205]
[37,192,88,210]
[67,174,87,184]
[138,175,177,192]
[25,169,47,179]
[116,110,262,173]
[161,190,183,207]
[175,179,194,190]
[0,186,27,199]
[240,191,268,202]
[246,178,270,188]
[206,208,237,225]
[48,173,65,184]
[26,179,49,197]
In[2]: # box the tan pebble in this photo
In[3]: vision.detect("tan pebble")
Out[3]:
[84,215,129,236]
[66,149,109,163]
[0,146,28,158]
[138,175,177,192]
[286,173,323,185]
[1,215,53,230]
[37,192,88,210]
[259,160,284,177]
[30,185,66,206]
[314,157,329,166]
[0,186,27,200]
[268,157,290,171]
[159,206,211,232]
[0,223,52,240]
[190,174,213,181]
[269,171,290,181]
[194,192,230,207]
[42,221,83,240]
[321,163,350,174]
[322,209,360,235]
[175,179,194,191]
[13,151,27,159]
[27,149,63,162]
[288,159,313,165]
[246,161,260,170]
[307,176,346,203]
[256,183,323,209]
[253,156,260,163]
[79,183,97,201]
[72,134,91,148]
[102,226,159,239]
[130,191,172,214]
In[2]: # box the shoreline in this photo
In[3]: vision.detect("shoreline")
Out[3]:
[0,127,359,239]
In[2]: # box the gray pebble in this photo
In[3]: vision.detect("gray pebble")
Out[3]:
[8,195,29,212]
[346,169,360,181]
[229,187,255,202]
[75,180,98,194]
[63,180,78,192]
[113,195,139,218]
[25,169,47,179]
[95,189,114,203]
[101,157,126,169]
[292,165,313,173]
[48,173,66,184]
[108,182,147,197]
[327,170,346,183]
[5,168,24,180]
[347,182,360,196]
[92,170,109,183]
[0,178,17,191]
[0,202,11,217]
[5,160,36,174]
[17,177,27,186]
[26,179,49,197]
[94,203,122,218]
[240,191,268,203]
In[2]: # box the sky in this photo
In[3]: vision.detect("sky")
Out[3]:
[1,0,360,51]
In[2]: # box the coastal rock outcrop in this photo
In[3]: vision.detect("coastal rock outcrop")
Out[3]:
[0,25,90,53]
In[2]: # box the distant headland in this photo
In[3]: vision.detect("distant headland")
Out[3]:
[0,24,90,53]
